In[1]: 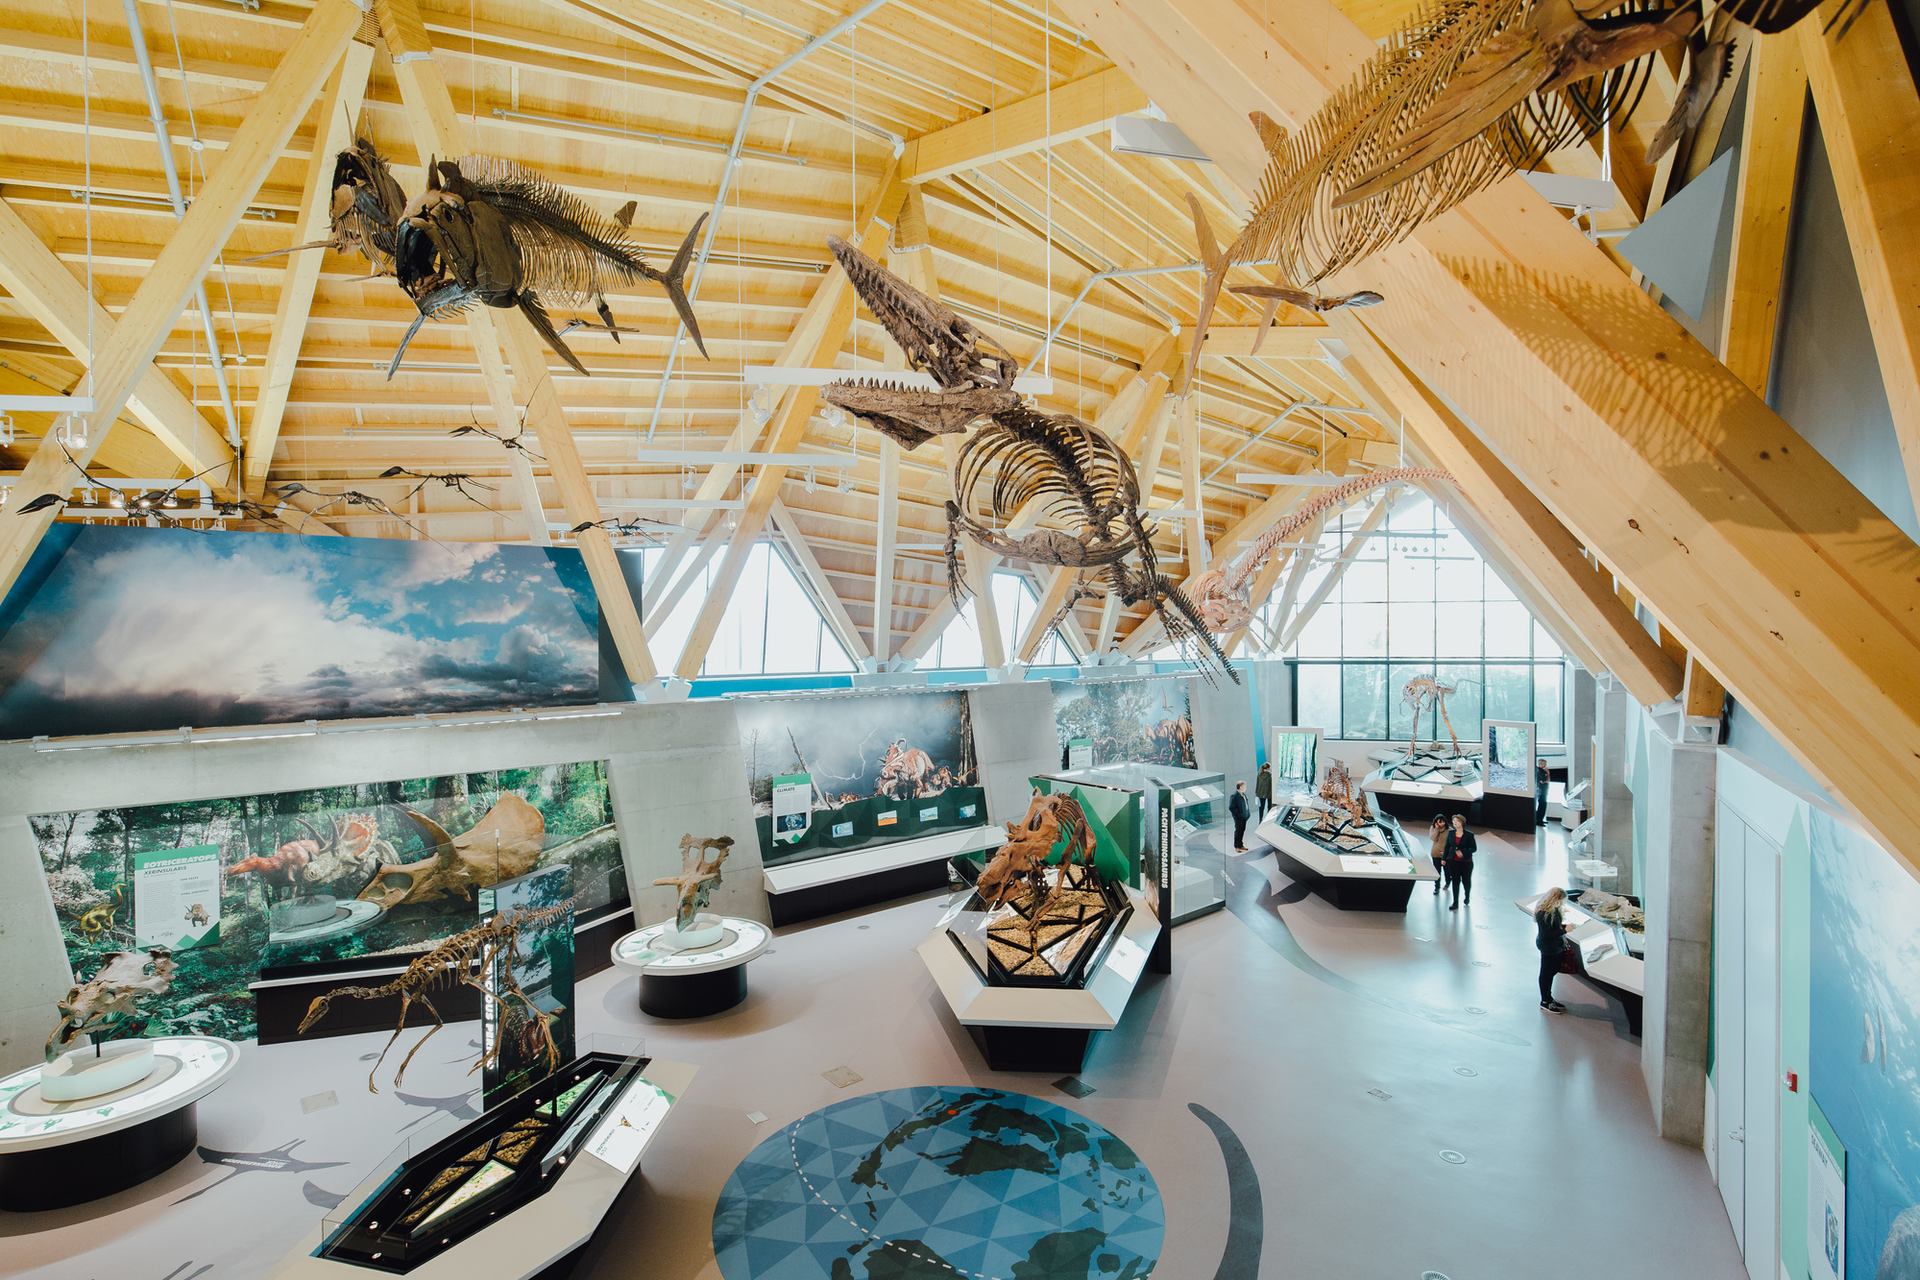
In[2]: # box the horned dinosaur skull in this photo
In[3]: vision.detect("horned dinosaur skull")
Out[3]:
[46,948,176,1062]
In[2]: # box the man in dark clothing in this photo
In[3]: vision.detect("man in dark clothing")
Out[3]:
[1255,763,1274,821]
[1229,782,1251,851]
[1446,812,1476,909]
[1535,758,1551,825]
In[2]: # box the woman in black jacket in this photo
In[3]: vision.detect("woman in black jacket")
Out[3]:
[1446,813,1477,910]
[1534,887,1572,1012]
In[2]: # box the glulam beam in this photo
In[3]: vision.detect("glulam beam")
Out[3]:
[0,0,361,602]
[1801,6,1920,504]
[1061,0,1920,872]
[901,67,1146,183]
[1719,33,1806,398]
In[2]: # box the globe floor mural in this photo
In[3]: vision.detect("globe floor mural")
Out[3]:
[712,1086,1163,1279]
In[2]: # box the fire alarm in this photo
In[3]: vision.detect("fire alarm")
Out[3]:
[1782,1071,1799,1093]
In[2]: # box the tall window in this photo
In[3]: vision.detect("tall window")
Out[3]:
[639,543,856,677]
[1274,489,1565,744]
[926,571,1078,668]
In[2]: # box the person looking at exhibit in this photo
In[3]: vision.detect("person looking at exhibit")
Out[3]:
[1229,782,1251,852]
[1446,813,1477,910]
[1428,814,1449,896]
[1255,762,1273,821]
[1535,758,1551,826]
[1534,887,1574,1013]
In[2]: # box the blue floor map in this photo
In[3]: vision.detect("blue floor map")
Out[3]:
[712,1085,1163,1279]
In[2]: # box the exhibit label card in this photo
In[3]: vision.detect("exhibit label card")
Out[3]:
[1067,738,1093,769]
[772,773,812,844]
[1808,1127,1845,1280]
[134,844,221,950]
[586,1079,676,1174]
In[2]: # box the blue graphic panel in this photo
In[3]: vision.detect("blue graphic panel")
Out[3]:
[713,1086,1163,1279]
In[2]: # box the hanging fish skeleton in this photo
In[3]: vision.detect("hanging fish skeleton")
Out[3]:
[1182,0,1844,385]
[251,139,709,378]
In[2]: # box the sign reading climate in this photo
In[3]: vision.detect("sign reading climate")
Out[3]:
[735,689,982,864]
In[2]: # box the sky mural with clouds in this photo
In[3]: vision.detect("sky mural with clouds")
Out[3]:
[0,526,601,738]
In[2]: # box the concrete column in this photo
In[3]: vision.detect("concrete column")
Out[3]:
[1567,666,1596,801]
[1593,673,1635,894]
[1637,709,1717,1145]
[966,680,1060,823]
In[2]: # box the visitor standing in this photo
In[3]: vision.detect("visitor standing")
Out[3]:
[1534,886,1573,1012]
[1255,762,1274,821]
[1428,814,1449,896]
[1229,781,1251,852]
[1446,812,1477,910]
[1535,758,1551,826]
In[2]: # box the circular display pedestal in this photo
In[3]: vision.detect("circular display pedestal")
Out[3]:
[0,1036,238,1211]
[665,913,725,950]
[271,896,340,931]
[40,1040,157,1102]
[610,919,771,1021]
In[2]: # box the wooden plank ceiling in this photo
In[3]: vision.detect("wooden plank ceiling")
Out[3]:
[0,0,1709,664]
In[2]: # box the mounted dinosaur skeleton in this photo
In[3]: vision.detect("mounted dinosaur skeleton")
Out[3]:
[1182,0,1848,384]
[822,237,1235,682]
[1192,467,1454,633]
[250,139,709,378]
[1402,674,1467,757]
[297,900,574,1093]
[46,948,176,1063]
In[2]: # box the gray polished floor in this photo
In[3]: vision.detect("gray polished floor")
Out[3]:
[2,821,1744,1279]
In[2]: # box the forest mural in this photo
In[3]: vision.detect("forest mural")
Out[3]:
[737,689,982,864]
[1051,677,1195,769]
[34,761,623,1043]
[0,525,602,740]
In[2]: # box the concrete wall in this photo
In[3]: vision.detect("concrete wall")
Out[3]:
[1593,674,1635,891]
[1189,671,1256,788]
[1245,659,1295,767]
[0,700,766,1073]
[1637,708,1718,1145]
[967,680,1060,824]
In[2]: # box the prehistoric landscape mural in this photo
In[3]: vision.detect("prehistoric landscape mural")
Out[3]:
[1810,810,1920,1280]
[0,525,601,739]
[736,689,982,863]
[1052,677,1195,769]
[33,762,622,1043]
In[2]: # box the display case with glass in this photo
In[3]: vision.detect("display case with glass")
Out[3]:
[1049,762,1227,924]
[946,864,1133,989]
[316,1037,665,1273]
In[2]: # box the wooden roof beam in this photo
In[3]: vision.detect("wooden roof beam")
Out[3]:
[1062,0,1920,872]
[901,66,1147,183]
[1329,318,1682,703]
[1800,8,1920,505]
[672,164,908,680]
[1718,33,1806,397]
[374,0,654,673]
[0,0,361,602]
[243,42,375,497]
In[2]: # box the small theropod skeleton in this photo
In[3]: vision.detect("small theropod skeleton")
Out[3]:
[822,237,1234,681]
[253,139,709,378]
[298,899,574,1094]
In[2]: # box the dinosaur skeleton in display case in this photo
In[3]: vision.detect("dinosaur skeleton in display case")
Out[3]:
[1279,762,1412,858]
[1180,0,1848,384]
[45,947,176,1063]
[1191,467,1453,633]
[975,791,1098,914]
[297,899,575,1093]
[250,139,709,378]
[821,237,1234,682]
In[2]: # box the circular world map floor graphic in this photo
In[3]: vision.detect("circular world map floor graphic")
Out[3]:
[712,1085,1163,1279]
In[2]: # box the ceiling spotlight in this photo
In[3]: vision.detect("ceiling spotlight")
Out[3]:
[681,468,696,492]
[804,467,817,494]
[836,473,853,495]
[56,414,88,450]
[0,412,14,446]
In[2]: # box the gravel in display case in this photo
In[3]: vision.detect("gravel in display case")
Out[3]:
[316,1042,663,1273]
[1380,746,1480,785]
[1277,799,1415,864]
[947,864,1132,989]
